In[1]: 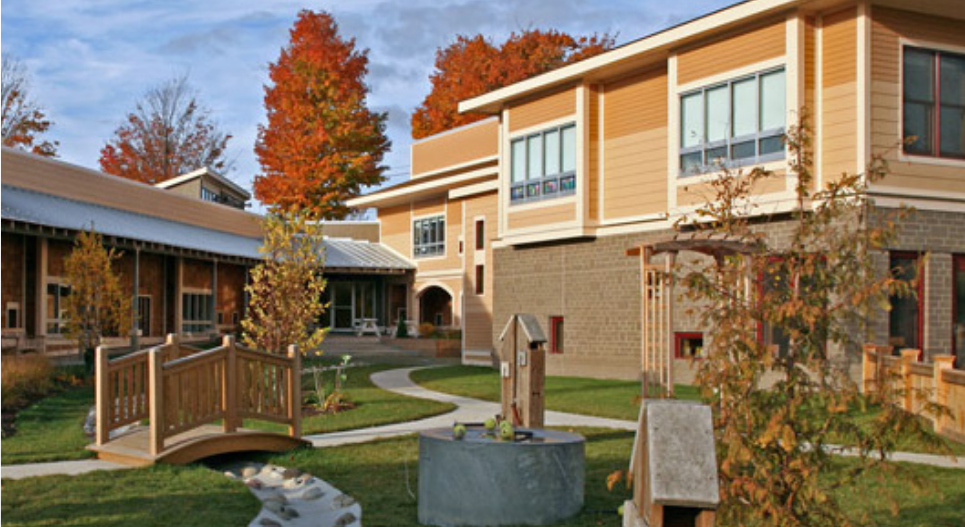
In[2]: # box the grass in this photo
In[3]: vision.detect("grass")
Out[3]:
[410,365,965,456]
[2,363,452,465]
[259,427,635,527]
[1,464,260,527]
[247,364,455,436]
[410,365,699,422]
[1,386,96,465]
[257,427,965,527]
[3,428,962,527]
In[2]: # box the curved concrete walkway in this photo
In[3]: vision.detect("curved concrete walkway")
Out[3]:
[2,366,961,479]
[302,366,635,448]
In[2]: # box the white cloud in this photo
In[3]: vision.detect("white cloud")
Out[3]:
[3,0,735,213]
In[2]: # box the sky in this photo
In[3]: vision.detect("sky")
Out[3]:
[2,0,734,212]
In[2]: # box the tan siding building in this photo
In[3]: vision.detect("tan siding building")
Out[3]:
[352,0,965,377]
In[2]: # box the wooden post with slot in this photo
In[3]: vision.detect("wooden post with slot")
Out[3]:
[498,314,547,428]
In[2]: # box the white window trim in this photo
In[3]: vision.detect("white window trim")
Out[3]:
[412,212,447,260]
[895,37,965,167]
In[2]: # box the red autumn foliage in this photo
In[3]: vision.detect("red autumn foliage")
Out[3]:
[1,57,58,157]
[411,30,614,139]
[254,10,390,220]
[99,76,231,184]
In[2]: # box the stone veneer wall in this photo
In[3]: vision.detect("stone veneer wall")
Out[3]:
[491,206,965,380]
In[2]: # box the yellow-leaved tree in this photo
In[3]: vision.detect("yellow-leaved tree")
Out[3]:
[63,228,130,371]
[243,210,327,355]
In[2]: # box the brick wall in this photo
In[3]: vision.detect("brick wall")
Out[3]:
[491,207,965,380]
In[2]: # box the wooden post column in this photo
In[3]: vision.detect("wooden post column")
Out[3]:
[95,346,110,445]
[287,345,302,438]
[148,347,164,456]
[900,348,919,411]
[933,355,955,434]
[223,335,238,433]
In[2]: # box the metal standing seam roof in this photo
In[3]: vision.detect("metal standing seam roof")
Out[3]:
[1,185,414,271]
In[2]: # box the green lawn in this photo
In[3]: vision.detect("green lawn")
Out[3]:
[248,364,455,436]
[410,365,698,421]
[2,364,453,465]
[4,428,963,527]
[270,428,965,527]
[1,386,95,465]
[1,465,260,527]
[410,365,965,456]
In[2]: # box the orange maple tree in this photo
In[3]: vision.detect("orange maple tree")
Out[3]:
[99,75,232,184]
[254,10,390,220]
[411,30,614,139]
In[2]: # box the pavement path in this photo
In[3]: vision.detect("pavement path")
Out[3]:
[2,366,962,479]
[302,366,633,448]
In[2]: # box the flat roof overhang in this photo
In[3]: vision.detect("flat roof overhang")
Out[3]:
[348,165,498,209]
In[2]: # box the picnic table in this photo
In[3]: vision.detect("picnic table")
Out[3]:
[355,318,381,337]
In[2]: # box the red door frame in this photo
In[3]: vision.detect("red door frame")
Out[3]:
[953,255,964,360]
[890,251,924,351]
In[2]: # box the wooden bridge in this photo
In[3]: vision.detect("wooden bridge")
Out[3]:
[87,335,308,466]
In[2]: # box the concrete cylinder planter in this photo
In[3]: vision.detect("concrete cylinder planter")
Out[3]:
[418,427,585,526]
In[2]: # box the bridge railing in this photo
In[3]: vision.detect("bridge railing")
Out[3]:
[95,334,301,456]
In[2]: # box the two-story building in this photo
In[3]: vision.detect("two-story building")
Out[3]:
[350,0,965,378]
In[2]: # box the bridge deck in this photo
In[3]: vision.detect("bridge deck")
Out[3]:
[88,425,309,467]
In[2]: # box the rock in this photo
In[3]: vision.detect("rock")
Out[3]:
[244,478,263,490]
[281,467,302,479]
[259,519,282,527]
[279,506,299,520]
[282,478,301,490]
[263,492,287,504]
[260,464,278,475]
[242,466,261,479]
[263,501,284,514]
[223,470,240,480]
[83,407,96,437]
[295,474,314,485]
[300,486,325,501]
[334,512,357,527]
[332,494,356,509]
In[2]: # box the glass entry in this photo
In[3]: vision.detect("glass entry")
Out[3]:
[329,280,381,332]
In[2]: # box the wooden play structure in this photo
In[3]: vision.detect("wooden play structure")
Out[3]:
[498,314,547,428]
[88,334,307,466]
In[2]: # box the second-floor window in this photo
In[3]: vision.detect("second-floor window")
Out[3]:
[680,67,786,176]
[510,123,577,204]
[903,46,965,159]
[413,215,445,258]
[200,186,218,203]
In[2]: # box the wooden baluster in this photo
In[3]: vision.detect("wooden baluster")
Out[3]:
[288,345,302,438]
[224,336,237,432]
[95,346,110,445]
[149,347,164,456]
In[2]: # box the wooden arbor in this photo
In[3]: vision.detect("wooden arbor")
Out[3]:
[626,235,757,399]
[88,334,307,466]
[498,314,547,427]
[623,235,755,527]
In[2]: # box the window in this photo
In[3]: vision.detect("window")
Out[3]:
[759,260,792,357]
[200,186,219,203]
[953,255,964,364]
[675,332,704,359]
[217,312,225,325]
[46,282,70,334]
[550,316,564,354]
[889,253,922,350]
[509,123,577,204]
[232,311,240,325]
[182,292,213,334]
[475,265,485,295]
[903,46,965,158]
[679,68,786,175]
[413,215,445,258]
[6,302,21,329]
[475,219,485,250]
[136,296,151,336]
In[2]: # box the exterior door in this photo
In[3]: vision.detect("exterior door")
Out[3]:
[332,282,354,331]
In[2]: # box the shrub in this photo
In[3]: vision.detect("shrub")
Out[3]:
[1,355,54,411]
[395,318,408,338]
[418,322,435,339]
